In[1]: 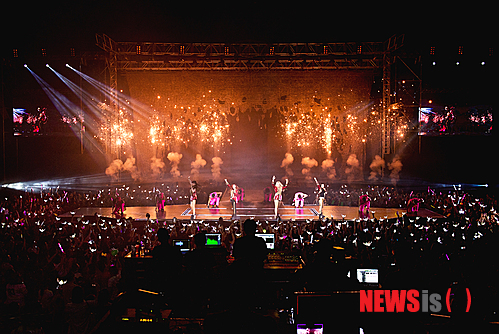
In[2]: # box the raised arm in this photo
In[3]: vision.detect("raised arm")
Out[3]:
[225,178,230,187]
[314,177,319,187]
[272,176,276,185]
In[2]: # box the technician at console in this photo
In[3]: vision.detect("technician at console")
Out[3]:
[232,219,268,268]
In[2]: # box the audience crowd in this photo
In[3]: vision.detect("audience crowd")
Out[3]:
[0,183,497,333]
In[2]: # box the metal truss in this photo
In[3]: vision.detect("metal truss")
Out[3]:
[118,57,380,70]
[100,39,388,70]
[95,34,119,156]
[381,35,405,163]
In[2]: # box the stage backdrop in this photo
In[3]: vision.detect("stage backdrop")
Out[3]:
[123,70,374,180]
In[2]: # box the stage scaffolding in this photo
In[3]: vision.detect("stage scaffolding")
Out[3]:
[95,34,405,172]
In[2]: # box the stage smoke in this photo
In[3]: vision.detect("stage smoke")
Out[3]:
[150,157,165,177]
[345,154,359,181]
[191,154,207,178]
[167,152,183,178]
[301,157,318,180]
[280,153,294,176]
[123,157,140,180]
[105,157,140,180]
[211,157,223,180]
[368,155,385,180]
[105,159,123,179]
[388,155,403,185]
[321,158,336,179]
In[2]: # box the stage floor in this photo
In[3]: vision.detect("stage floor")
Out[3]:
[60,199,444,221]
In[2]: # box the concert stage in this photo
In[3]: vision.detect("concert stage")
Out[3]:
[61,199,444,221]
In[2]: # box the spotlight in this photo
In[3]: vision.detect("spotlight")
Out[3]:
[66,64,70,67]
[23,64,28,68]
[46,64,50,68]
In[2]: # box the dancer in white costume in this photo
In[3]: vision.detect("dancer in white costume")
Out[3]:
[293,192,309,208]
[272,176,288,218]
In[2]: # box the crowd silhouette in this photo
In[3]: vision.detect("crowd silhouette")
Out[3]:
[0,184,497,333]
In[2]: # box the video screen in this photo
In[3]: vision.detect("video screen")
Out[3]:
[256,233,275,250]
[173,239,191,252]
[13,107,82,137]
[419,105,493,136]
[357,269,378,284]
[205,233,221,247]
[297,324,323,334]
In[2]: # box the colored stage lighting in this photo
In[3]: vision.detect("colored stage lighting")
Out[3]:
[24,64,28,68]
[46,64,50,68]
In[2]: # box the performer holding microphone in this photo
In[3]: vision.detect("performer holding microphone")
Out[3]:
[225,179,239,218]
[314,177,327,217]
[188,177,198,218]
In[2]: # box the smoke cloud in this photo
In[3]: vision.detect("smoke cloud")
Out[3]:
[301,157,318,180]
[150,157,165,177]
[388,155,403,185]
[368,155,385,181]
[190,154,207,178]
[105,157,140,180]
[105,159,123,179]
[280,153,294,177]
[345,154,359,181]
[167,152,183,178]
[123,157,140,180]
[321,158,336,179]
[211,157,223,180]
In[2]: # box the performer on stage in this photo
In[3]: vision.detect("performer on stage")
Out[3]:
[156,190,165,212]
[237,187,244,203]
[188,177,198,218]
[359,193,371,219]
[293,192,309,208]
[112,194,125,217]
[207,191,222,208]
[225,179,239,217]
[272,176,288,218]
[314,177,327,216]
[407,197,421,216]
[263,187,272,202]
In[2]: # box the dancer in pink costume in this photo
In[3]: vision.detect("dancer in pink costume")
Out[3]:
[207,192,222,208]
[112,194,125,217]
[407,197,421,216]
[156,191,165,211]
[359,194,371,219]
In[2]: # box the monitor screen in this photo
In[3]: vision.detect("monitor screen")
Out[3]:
[419,105,493,136]
[13,107,78,136]
[173,239,191,253]
[256,233,275,250]
[356,269,379,284]
[205,233,221,247]
[297,324,323,334]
